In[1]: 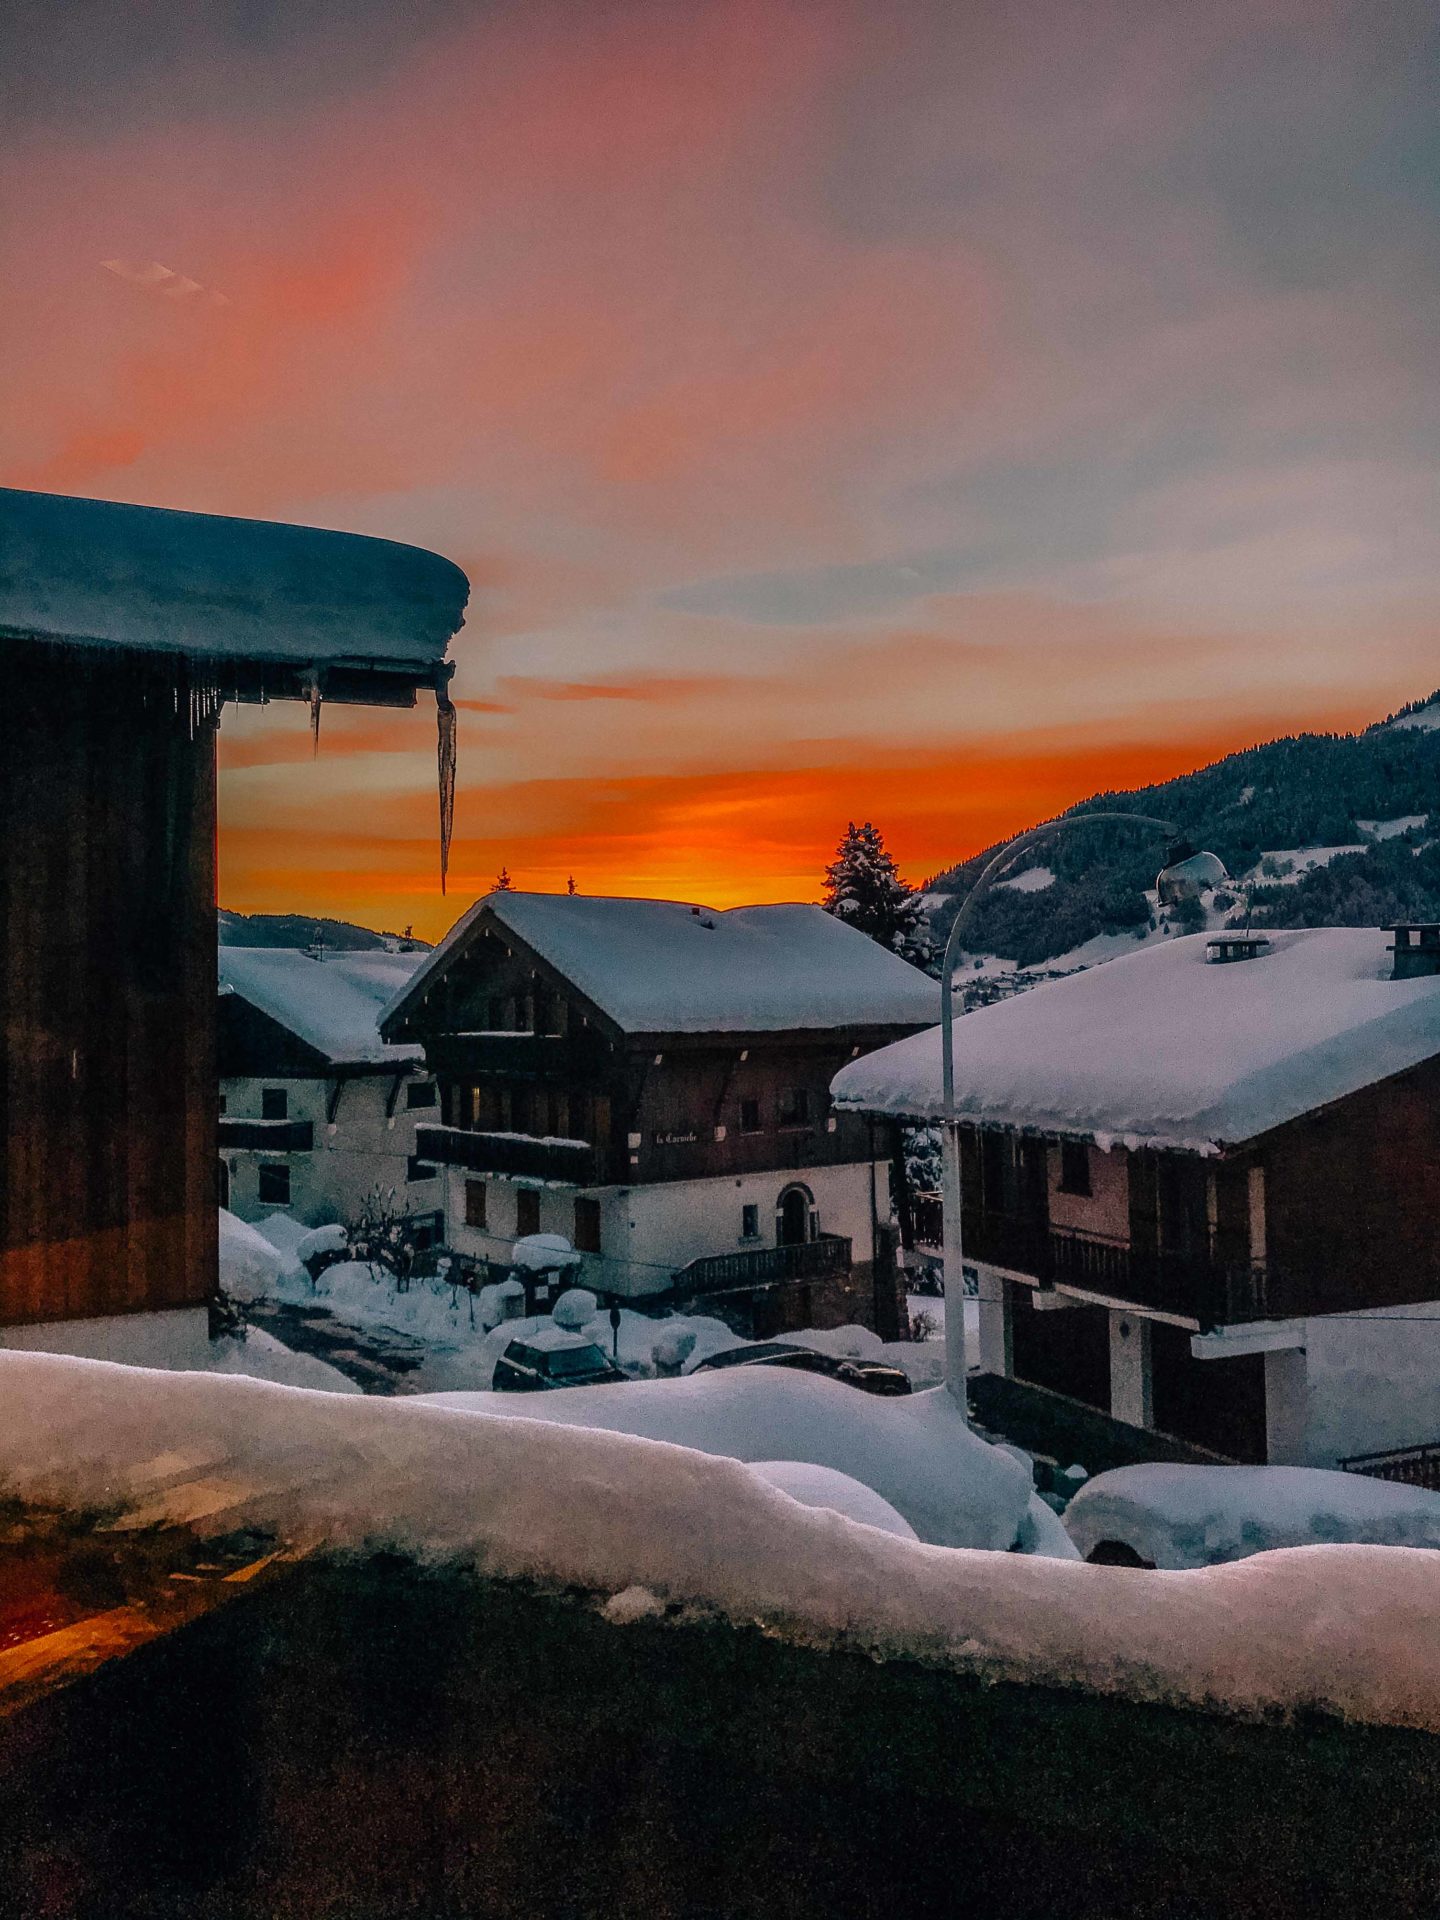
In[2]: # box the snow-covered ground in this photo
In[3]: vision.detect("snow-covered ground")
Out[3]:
[1243,845,1366,885]
[4,1349,1439,1732]
[1065,1464,1440,1569]
[421,1365,1065,1553]
[1357,814,1430,841]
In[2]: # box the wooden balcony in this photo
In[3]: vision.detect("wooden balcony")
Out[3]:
[673,1233,852,1294]
[218,1118,314,1153]
[414,1124,598,1186]
[962,1207,1269,1330]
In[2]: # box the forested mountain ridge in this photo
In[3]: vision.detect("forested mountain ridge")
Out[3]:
[218,910,429,952]
[925,692,1440,968]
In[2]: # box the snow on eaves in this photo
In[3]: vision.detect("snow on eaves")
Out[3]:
[387,890,940,1036]
[831,929,1440,1153]
[5,1351,1440,1733]
[219,946,426,1067]
[0,487,467,672]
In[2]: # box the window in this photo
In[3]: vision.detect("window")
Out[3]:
[739,1098,762,1134]
[405,1080,437,1110]
[257,1162,290,1205]
[407,1156,437,1183]
[574,1196,602,1254]
[515,1188,541,1237]
[261,1086,288,1121]
[1059,1139,1092,1197]
[777,1088,810,1129]
[741,1203,760,1240]
[218,1092,227,1115]
[465,1180,488,1230]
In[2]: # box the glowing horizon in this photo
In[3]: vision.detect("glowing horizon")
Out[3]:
[4,1,1435,940]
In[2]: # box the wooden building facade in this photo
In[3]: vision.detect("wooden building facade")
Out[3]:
[382,893,938,1337]
[0,486,466,1362]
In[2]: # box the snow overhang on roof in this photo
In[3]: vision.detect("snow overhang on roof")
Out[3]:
[0,487,468,704]
[830,928,1440,1155]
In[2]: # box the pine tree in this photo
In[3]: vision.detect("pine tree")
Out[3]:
[822,821,932,965]
[494,866,513,892]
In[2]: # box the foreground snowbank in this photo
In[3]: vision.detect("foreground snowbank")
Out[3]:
[423,1371,1032,1551]
[3,1352,1438,1731]
[1066,1464,1440,1568]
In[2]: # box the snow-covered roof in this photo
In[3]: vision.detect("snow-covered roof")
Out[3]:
[0,487,467,676]
[387,890,940,1037]
[219,946,426,1067]
[831,929,1440,1153]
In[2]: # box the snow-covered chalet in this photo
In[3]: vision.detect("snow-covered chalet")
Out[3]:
[218,945,441,1234]
[0,487,467,1368]
[832,926,1440,1467]
[380,891,939,1337]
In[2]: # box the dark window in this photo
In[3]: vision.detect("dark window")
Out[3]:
[741,1203,760,1239]
[261,1087,288,1121]
[1059,1140,1092,1197]
[405,1080,437,1110]
[465,1180,487,1229]
[574,1196,602,1254]
[516,1188,541,1237]
[257,1162,290,1205]
[407,1156,437,1183]
[218,1092,227,1115]
[739,1098,762,1134]
[777,1088,810,1129]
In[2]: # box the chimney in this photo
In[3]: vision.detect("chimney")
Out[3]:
[1388,924,1440,981]
[1204,934,1271,965]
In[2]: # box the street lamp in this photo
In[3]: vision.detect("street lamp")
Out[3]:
[938,814,1228,1406]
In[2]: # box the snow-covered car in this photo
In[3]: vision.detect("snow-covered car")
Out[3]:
[491,1327,627,1393]
[688,1341,911,1396]
[1064,1462,1440,1569]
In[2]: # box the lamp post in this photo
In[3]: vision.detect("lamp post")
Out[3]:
[939,812,1220,1406]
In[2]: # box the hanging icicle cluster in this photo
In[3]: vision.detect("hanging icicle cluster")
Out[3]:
[436,677,457,894]
[307,678,324,757]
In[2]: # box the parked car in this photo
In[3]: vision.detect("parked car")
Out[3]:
[491,1328,627,1392]
[1064,1462,1440,1568]
[689,1341,912,1397]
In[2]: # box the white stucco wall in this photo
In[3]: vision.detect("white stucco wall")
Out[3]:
[1299,1304,1440,1465]
[0,1306,212,1369]
[220,1072,440,1229]
[441,1160,887,1300]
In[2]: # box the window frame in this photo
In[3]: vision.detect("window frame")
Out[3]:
[257,1161,291,1205]
[1058,1138,1093,1198]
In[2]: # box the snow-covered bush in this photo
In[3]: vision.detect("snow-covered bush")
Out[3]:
[552,1288,598,1332]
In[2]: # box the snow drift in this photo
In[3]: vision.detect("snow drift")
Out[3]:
[2,1351,1438,1732]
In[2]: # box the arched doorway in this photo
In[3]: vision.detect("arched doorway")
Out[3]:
[776,1184,814,1247]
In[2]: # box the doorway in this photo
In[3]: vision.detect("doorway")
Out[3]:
[777,1185,813,1247]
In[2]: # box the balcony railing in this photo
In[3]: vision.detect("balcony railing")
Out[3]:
[674,1233,852,1295]
[1341,1440,1440,1493]
[415,1124,597,1186]
[961,1208,1269,1329]
[218,1118,314,1152]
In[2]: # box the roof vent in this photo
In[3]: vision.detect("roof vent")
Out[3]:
[1387,924,1440,980]
[1205,934,1271,965]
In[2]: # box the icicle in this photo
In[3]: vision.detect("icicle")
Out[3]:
[436,680,457,894]
[308,680,323,757]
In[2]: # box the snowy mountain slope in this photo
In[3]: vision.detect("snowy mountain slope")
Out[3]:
[926,691,1440,969]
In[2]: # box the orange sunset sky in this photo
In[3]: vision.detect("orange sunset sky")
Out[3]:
[3,0,1436,938]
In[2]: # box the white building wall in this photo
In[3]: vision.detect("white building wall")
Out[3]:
[0,1307,212,1370]
[441,1160,886,1300]
[221,1072,440,1230]
[1298,1304,1440,1465]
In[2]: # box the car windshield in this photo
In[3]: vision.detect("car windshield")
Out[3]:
[542,1344,608,1377]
